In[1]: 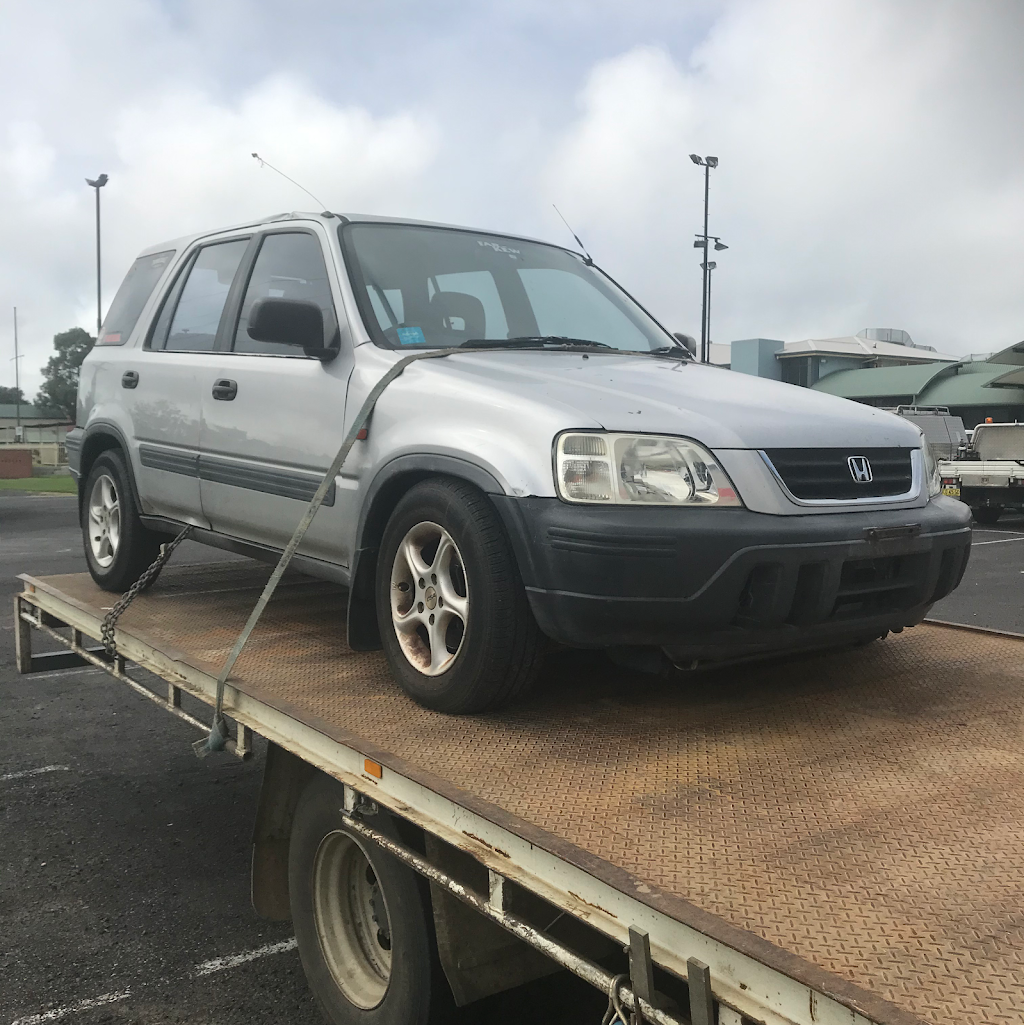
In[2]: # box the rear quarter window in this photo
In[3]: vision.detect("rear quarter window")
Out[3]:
[96,250,176,345]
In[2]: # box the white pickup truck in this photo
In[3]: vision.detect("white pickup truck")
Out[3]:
[937,421,1024,524]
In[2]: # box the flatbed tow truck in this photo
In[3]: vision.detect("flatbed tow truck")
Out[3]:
[13,561,1024,1025]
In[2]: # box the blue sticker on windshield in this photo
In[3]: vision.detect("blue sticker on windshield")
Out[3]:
[397,326,426,346]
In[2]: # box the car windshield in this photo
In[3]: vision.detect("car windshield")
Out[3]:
[341,222,677,353]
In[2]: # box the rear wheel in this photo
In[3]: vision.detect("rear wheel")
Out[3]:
[972,505,1002,525]
[289,774,454,1025]
[81,450,163,591]
[375,477,543,713]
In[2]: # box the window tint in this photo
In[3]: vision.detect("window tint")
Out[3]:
[235,233,335,354]
[97,250,175,345]
[518,269,649,350]
[163,239,248,352]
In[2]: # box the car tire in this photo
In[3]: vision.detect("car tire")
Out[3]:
[972,506,1002,525]
[375,476,543,713]
[81,450,164,592]
[288,774,455,1025]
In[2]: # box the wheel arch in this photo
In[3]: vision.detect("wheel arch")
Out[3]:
[346,455,507,651]
[78,423,143,518]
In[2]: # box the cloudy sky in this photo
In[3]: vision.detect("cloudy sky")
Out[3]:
[2,0,1023,398]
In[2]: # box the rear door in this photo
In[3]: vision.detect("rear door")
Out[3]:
[197,226,356,566]
[123,236,251,524]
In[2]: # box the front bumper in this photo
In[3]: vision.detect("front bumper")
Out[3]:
[492,495,972,660]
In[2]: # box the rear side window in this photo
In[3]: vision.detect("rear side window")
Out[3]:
[151,239,249,352]
[96,250,175,345]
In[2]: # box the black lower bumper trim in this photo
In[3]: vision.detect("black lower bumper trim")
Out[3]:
[492,495,972,654]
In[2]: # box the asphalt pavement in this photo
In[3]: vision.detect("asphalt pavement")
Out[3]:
[0,492,605,1025]
[930,507,1024,632]
[1,493,1020,1025]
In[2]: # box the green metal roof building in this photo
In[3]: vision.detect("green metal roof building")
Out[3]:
[810,342,1024,429]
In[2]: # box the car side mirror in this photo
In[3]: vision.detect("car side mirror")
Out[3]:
[673,332,697,357]
[247,298,336,362]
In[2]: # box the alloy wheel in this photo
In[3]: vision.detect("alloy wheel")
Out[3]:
[87,473,121,569]
[389,521,469,676]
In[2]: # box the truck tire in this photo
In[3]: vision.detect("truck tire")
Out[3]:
[289,774,454,1025]
[81,450,163,592]
[972,506,1002,525]
[375,476,543,713]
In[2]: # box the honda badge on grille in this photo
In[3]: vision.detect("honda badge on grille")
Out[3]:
[848,455,873,483]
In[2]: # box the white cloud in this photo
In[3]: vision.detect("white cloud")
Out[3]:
[0,75,436,397]
[2,0,1024,400]
[542,0,1024,355]
[110,75,436,242]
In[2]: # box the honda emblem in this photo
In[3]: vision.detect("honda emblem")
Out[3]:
[848,455,872,483]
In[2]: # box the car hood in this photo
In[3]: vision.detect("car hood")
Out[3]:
[437,351,922,450]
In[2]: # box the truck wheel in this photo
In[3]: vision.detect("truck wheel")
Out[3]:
[375,477,543,713]
[972,506,1002,525]
[81,450,163,592]
[289,774,454,1025]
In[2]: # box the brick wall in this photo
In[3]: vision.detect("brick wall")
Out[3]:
[0,449,33,478]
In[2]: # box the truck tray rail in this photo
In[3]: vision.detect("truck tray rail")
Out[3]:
[15,562,1024,1025]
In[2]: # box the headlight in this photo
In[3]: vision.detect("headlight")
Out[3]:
[555,432,742,506]
[920,434,941,497]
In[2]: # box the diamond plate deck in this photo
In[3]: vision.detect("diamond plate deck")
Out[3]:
[27,564,1024,1024]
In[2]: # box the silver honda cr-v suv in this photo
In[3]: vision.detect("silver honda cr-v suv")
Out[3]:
[70,212,972,712]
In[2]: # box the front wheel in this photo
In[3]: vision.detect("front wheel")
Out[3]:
[81,450,163,591]
[289,774,454,1025]
[375,477,543,713]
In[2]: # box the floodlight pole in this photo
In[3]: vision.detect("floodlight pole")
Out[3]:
[700,161,711,363]
[86,174,109,337]
[689,155,718,364]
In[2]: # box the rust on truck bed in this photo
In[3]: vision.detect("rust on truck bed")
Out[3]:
[19,562,1024,1025]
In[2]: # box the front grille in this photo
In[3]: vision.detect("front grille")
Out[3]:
[763,448,913,500]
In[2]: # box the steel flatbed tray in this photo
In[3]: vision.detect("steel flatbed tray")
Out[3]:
[14,563,1024,1025]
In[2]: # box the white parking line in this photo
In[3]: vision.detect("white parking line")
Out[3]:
[194,937,298,976]
[9,990,131,1025]
[973,536,1024,545]
[0,765,71,783]
[8,937,299,1023]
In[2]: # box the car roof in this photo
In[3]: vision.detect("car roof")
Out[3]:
[137,212,570,259]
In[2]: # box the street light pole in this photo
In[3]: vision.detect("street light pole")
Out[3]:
[700,161,710,362]
[85,174,109,338]
[689,155,719,363]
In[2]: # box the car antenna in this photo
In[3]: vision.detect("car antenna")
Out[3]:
[251,152,335,218]
[552,204,594,265]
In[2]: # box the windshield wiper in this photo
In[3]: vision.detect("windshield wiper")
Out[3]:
[461,336,615,350]
[646,345,692,361]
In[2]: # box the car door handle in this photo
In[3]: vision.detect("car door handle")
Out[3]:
[121,370,139,389]
[212,379,237,401]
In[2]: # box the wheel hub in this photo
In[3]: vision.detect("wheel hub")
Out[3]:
[389,521,469,676]
[312,831,392,1009]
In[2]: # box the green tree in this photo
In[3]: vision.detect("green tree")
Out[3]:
[0,385,24,404]
[36,327,95,420]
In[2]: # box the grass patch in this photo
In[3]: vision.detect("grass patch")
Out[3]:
[0,476,77,494]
